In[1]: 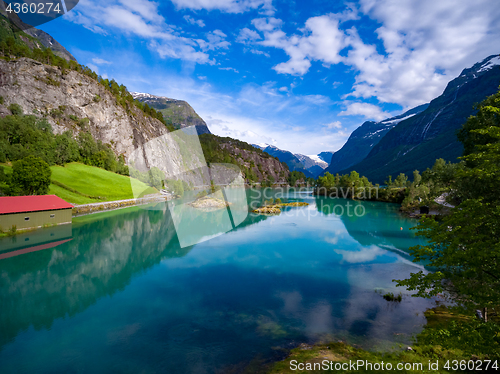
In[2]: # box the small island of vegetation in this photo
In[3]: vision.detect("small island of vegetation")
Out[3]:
[252,198,309,215]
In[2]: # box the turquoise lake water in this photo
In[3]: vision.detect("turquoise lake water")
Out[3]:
[0,189,436,373]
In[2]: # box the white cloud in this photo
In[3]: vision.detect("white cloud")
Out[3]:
[236,27,261,44]
[92,57,112,65]
[87,63,99,74]
[252,1,500,107]
[334,245,385,264]
[197,30,230,51]
[339,102,392,121]
[150,40,211,64]
[170,0,274,14]
[343,0,500,107]
[258,15,347,75]
[219,67,239,73]
[248,48,270,57]
[183,15,205,27]
[63,0,229,64]
[251,17,282,32]
[325,121,342,129]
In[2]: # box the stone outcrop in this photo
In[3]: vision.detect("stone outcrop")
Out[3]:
[0,57,208,184]
[0,58,166,156]
[220,143,289,184]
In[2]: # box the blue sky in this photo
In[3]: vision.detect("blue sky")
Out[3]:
[39,0,500,155]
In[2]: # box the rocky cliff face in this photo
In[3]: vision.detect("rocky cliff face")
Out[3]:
[252,144,313,178]
[0,58,204,184]
[131,92,211,135]
[220,142,289,184]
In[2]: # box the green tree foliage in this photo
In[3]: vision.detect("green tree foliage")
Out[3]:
[11,156,51,195]
[401,170,430,211]
[148,167,164,190]
[198,134,287,184]
[166,179,185,197]
[288,170,306,186]
[0,166,11,196]
[0,112,129,195]
[396,88,500,321]
[457,86,500,156]
[393,173,409,187]
[316,171,374,198]
[54,131,80,164]
[8,103,22,115]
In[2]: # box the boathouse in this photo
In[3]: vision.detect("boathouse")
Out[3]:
[0,195,73,232]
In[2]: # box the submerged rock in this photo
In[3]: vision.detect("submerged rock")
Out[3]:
[252,202,309,215]
[188,196,230,211]
[252,206,282,215]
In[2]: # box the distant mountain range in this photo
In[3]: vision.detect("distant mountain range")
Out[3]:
[324,104,429,175]
[324,54,500,183]
[252,144,334,177]
[131,92,211,135]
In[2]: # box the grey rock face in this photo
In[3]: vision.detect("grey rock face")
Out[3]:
[0,57,204,183]
[221,143,290,184]
[131,92,211,135]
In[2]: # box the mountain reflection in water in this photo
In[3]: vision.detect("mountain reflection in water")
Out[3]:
[0,189,436,374]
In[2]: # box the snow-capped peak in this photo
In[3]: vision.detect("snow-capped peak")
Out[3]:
[255,142,269,148]
[477,55,500,73]
[131,92,155,99]
[130,92,172,101]
[306,154,328,166]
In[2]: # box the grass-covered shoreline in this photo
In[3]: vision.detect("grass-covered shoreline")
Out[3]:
[264,306,500,373]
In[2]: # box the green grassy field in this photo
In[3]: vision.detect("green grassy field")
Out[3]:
[48,183,98,205]
[49,163,157,204]
[2,162,157,204]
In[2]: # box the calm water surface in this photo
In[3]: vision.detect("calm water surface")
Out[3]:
[0,189,436,373]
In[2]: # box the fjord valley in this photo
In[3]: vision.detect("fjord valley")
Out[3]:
[1,4,500,374]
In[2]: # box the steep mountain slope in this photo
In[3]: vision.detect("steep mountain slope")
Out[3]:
[23,27,76,61]
[202,135,289,184]
[0,13,75,61]
[323,104,429,175]
[295,154,328,170]
[252,144,313,178]
[295,153,328,177]
[318,151,335,164]
[131,92,211,135]
[340,54,500,183]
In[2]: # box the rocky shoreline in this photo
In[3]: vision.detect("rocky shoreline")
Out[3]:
[71,195,170,216]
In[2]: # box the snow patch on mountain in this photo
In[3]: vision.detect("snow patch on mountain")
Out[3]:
[380,112,417,125]
[131,92,173,101]
[306,155,328,167]
[477,55,500,73]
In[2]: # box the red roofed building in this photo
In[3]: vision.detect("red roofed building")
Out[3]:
[0,195,73,232]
